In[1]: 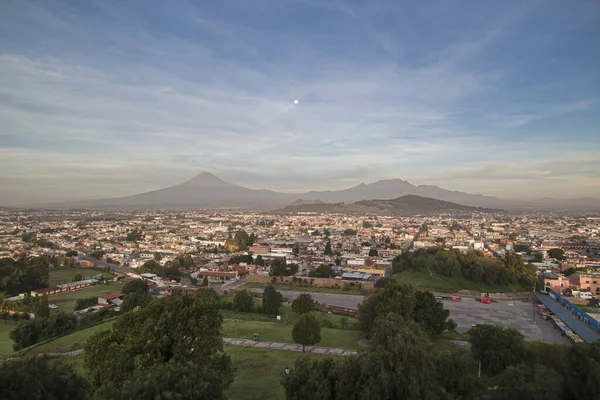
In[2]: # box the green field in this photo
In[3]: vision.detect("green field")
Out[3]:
[0,322,18,356]
[222,318,362,350]
[244,282,364,295]
[21,319,116,356]
[49,284,123,312]
[226,345,332,400]
[393,268,529,294]
[49,268,114,286]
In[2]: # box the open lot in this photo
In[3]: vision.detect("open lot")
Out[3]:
[444,298,571,344]
[49,268,114,286]
[50,283,123,312]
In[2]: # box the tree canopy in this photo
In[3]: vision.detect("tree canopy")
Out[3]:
[233,289,254,313]
[291,293,315,315]
[85,291,232,399]
[262,284,283,316]
[292,313,321,352]
[0,356,90,400]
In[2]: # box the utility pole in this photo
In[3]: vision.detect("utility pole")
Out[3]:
[532,279,536,324]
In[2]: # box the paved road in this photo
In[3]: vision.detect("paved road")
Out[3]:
[223,337,357,355]
[248,288,364,309]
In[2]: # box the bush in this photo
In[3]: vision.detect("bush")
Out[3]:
[446,318,457,332]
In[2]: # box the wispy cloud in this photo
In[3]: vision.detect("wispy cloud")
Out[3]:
[0,0,598,205]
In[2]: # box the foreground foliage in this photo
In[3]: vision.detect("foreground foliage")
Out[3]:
[85,289,233,399]
[0,356,90,400]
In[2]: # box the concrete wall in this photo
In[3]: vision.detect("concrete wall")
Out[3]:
[246,274,374,291]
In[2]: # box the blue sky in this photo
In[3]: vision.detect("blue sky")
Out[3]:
[0,0,599,205]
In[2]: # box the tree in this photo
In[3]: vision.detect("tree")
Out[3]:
[343,229,356,236]
[153,252,162,261]
[533,252,544,262]
[362,221,373,229]
[65,250,78,257]
[434,350,486,400]
[190,277,198,285]
[73,273,83,282]
[121,290,152,312]
[123,279,149,295]
[291,293,314,315]
[469,324,525,376]
[126,229,143,242]
[324,240,333,256]
[281,357,341,400]
[358,281,416,336]
[368,249,378,257]
[35,295,50,318]
[562,342,600,400]
[292,313,321,352]
[74,296,98,311]
[309,264,333,278]
[412,291,450,336]
[85,292,233,398]
[202,276,209,286]
[232,290,254,313]
[0,356,90,400]
[254,255,264,266]
[270,257,295,277]
[498,363,562,400]
[183,254,194,268]
[262,284,283,316]
[548,248,565,261]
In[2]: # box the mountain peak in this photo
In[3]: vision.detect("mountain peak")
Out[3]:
[179,172,236,188]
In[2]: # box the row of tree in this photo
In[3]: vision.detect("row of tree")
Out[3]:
[0,256,50,296]
[392,248,535,287]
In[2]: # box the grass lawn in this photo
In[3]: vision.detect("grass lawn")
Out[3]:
[226,345,332,400]
[21,319,116,356]
[0,322,19,357]
[393,268,529,294]
[244,281,365,296]
[50,283,123,312]
[49,267,114,287]
[222,318,362,350]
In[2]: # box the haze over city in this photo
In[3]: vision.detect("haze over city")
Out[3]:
[1,0,599,206]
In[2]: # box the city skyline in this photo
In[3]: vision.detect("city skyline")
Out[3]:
[1,0,599,205]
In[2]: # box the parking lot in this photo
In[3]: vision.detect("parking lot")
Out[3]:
[444,298,571,344]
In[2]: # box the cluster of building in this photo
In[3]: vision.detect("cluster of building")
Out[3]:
[0,210,599,296]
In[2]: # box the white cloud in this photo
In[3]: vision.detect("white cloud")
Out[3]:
[0,0,598,205]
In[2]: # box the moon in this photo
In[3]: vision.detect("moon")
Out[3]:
[293,99,299,105]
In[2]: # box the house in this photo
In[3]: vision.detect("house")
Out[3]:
[539,272,570,292]
[98,292,125,306]
[341,273,372,281]
[570,272,600,297]
[195,271,239,283]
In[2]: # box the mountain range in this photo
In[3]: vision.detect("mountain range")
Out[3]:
[41,172,600,212]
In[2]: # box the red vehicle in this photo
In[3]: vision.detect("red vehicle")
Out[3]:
[451,295,461,302]
[480,297,492,304]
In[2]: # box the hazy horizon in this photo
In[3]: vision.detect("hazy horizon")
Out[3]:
[1,0,599,205]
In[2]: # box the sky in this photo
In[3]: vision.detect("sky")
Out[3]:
[0,0,599,205]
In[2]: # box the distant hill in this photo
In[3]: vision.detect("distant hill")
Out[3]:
[31,171,600,212]
[272,195,497,216]
[290,199,325,206]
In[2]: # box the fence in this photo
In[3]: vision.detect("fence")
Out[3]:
[547,288,600,333]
